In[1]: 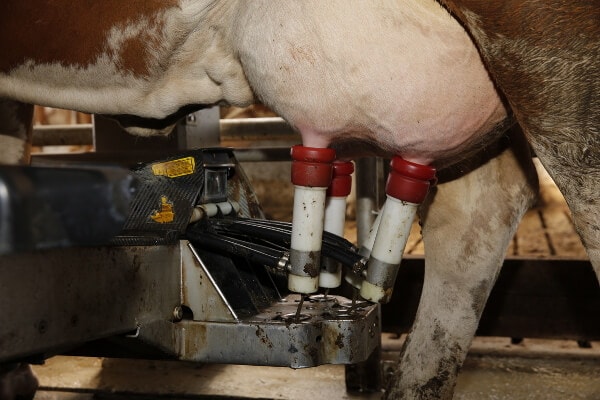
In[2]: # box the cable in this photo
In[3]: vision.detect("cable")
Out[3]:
[190,217,364,269]
[186,228,284,269]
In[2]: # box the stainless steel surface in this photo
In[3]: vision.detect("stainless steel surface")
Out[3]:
[364,258,399,290]
[177,107,221,149]
[289,249,321,277]
[0,238,381,369]
[0,245,181,363]
[354,158,384,247]
[138,294,380,368]
[166,239,381,368]
[181,242,239,322]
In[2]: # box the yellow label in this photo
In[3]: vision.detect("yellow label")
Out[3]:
[150,196,175,223]
[151,157,195,178]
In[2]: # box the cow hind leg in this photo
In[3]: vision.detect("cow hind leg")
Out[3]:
[442,0,600,286]
[385,132,538,399]
[509,33,600,282]
[532,140,600,282]
[0,99,34,165]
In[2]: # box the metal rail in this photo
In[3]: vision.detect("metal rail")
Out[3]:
[32,118,298,146]
[32,118,300,162]
[31,124,94,146]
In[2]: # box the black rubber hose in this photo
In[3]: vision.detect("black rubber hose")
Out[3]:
[186,229,284,269]
[206,218,364,268]
[210,219,291,246]
[211,217,359,253]
[322,242,363,267]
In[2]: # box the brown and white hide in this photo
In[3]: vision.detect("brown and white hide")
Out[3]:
[0,2,597,400]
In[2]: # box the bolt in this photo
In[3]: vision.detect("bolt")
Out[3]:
[186,114,197,124]
[369,321,378,338]
[172,306,184,321]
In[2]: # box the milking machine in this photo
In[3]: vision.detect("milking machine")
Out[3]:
[320,160,355,290]
[358,157,436,303]
[0,124,435,382]
[286,146,436,316]
[0,147,379,370]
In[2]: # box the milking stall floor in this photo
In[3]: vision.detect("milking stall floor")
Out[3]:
[31,335,600,400]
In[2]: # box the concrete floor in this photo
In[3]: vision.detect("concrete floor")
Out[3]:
[456,356,599,400]
[32,336,600,400]
[455,342,600,400]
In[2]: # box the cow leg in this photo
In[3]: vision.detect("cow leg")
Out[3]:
[439,0,600,284]
[0,99,34,165]
[0,363,38,400]
[533,144,600,281]
[385,132,538,399]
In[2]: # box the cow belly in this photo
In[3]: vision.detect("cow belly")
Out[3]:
[234,0,506,165]
[0,1,254,122]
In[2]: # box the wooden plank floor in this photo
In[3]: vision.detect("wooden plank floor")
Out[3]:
[341,159,588,260]
[32,336,600,400]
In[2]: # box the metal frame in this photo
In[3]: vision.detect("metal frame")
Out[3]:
[0,146,382,370]
[0,241,381,368]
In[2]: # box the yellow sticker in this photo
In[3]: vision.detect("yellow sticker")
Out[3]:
[151,157,195,178]
[150,196,175,223]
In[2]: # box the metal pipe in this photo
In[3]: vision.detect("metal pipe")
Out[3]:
[219,117,297,139]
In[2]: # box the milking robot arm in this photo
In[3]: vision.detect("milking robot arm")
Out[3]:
[0,148,381,372]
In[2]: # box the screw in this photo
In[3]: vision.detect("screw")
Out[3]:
[369,326,375,338]
[172,306,184,321]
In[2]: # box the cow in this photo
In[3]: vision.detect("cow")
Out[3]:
[231,3,598,397]
[438,0,599,284]
[382,3,598,398]
[0,1,597,399]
